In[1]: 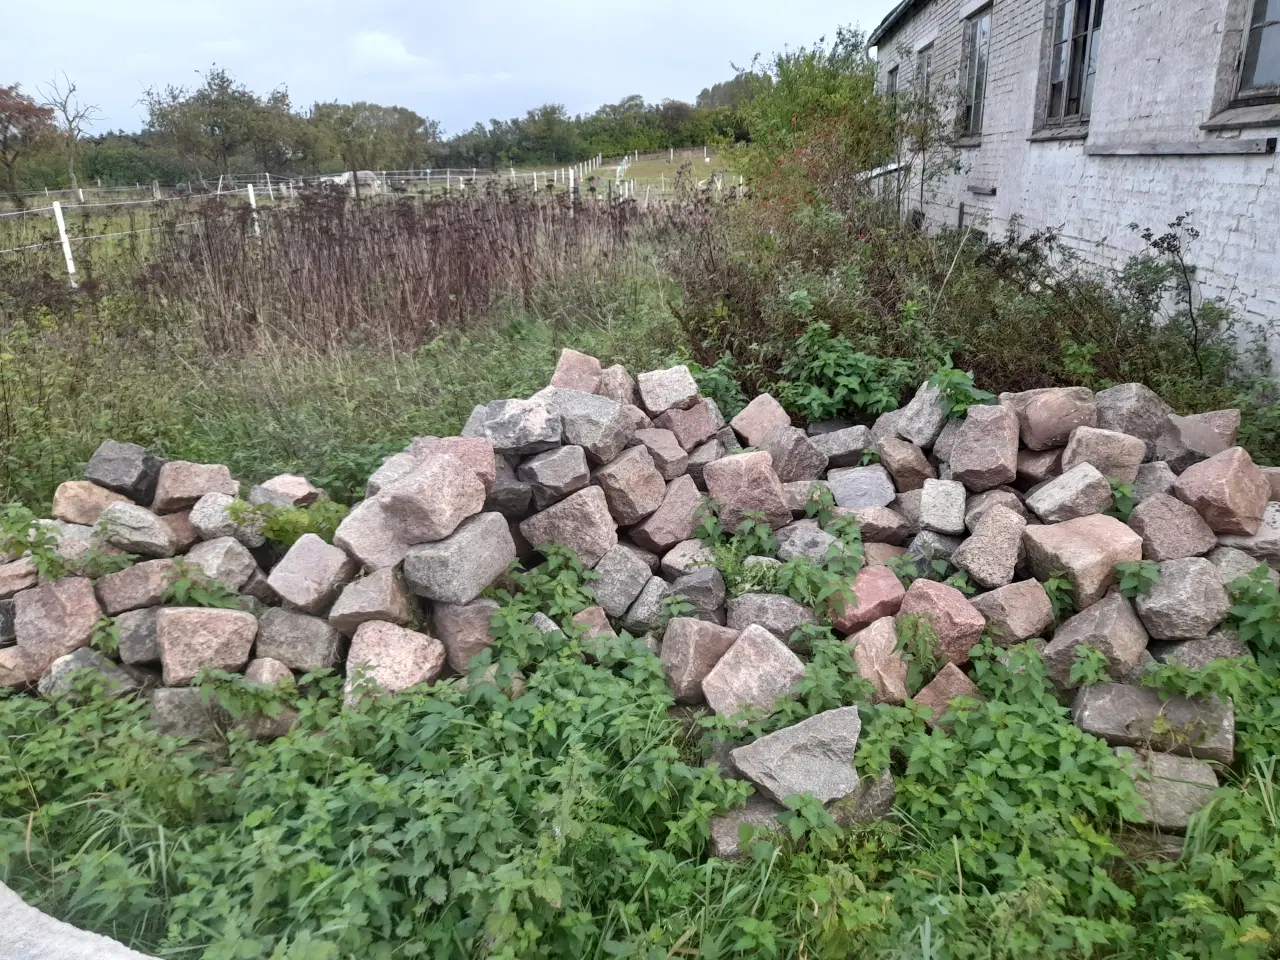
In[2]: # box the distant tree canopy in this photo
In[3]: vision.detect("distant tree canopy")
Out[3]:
[1,61,778,189]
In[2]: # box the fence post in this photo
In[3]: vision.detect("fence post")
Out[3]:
[247,184,261,237]
[568,166,575,217]
[51,201,77,289]
[77,188,84,203]
[266,172,275,200]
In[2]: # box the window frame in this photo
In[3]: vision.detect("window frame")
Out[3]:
[1043,0,1105,127]
[961,6,994,136]
[917,43,935,98]
[886,64,900,98]
[1235,0,1280,104]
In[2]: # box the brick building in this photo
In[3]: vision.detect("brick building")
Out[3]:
[869,0,1280,368]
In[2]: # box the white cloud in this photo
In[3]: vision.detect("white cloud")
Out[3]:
[350,31,430,73]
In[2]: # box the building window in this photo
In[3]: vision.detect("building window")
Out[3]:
[963,9,993,135]
[886,65,899,97]
[1046,0,1105,124]
[917,44,935,97]
[1240,0,1280,97]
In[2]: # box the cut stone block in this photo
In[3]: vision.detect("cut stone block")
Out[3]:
[730,393,791,447]
[919,479,966,535]
[483,398,562,456]
[914,662,984,728]
[703,451,792,530]
[970,580,1053,645]
[895,381,950,448]
[759,424,828,483]
[186,536,257,591]
[670,567,726,621]
[1042,590,1149,688]
[404,512,517,604]
[116,607,160,665]
[598,363,639,405]
[687,438,725,489]
[95,558,175,615]
[951,504,1026,588]
[776,519,840,564]
[328,567,415,636]
[1128,493,1217,561]
[51,480,130,526]
[637,365,699,417]
[828,465,896,510]
[621,576,671,634]
[1115,748,1218,833]
[632,428,689,480]
[13,577,101,674]
[1156,414,1229,474]
[1022,514,1143,608]
[550,347,602,392]
[381,454,486,543]
[405,437,498,491]
[1062,426,1147,484]
[1134,557,1230,641]
[810,425,872,468]
[661,617,741,703]
[0,559,36,600]
[97,502,177,558]
[1185,408,1241,446]
[832,565,905,634]
[532,387,636,464]
[1133,462,1178,505]
[702,624,805,720]
[1016,447,1064,487]
[1004,386,1097,451]
[593,445,667,525]
[660,539,716,579]
[731,706,862,803]
[84,438,164,504]
[189,492,266,547]
[519,486,618,567]
[39,647,137,700]
[964,488,1027,532]
[905,530,965,566]
[849,506,912,545]
[847,615,908,703]
[709,794,784,859]
[1025,463,1112,523]
[255,473,324,506]
[949,404,1020,492]
[725,592,814,639]
[519,445,590,510]
[485,456,534,519]
[876,437,935,492]
[257,608,343,670]
[344,621,446,705]
[897,579,985,665]
[432,598,500,672]
[157,607,258,686]
[1150,628,1252,671]
[1072,682,1234,764]
[655,398,719,451]
[152,461,238,514]
[365,452,418,498]
[1217,501,1280,566]
[1208,545,1279,587]
[1094,383,1174,459]
[267,533,358,614]
[593,543,653,617]
[631,475,701,553]
[1173,446,1270,536]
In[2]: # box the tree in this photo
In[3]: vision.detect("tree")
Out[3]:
[39,73,99,193]
[144,67,262,177]
[313,102,438,178]
[0,84,54,207]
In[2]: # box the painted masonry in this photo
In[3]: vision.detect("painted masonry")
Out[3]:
[869,0,1280,369]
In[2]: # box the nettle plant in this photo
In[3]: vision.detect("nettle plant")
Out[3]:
[774,320,917,421]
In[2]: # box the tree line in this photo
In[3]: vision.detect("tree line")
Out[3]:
[0,67,768,201]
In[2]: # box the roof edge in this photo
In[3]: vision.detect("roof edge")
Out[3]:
[868,0,930,46]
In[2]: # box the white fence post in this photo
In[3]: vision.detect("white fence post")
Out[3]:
[52,201,77,289]
[247,184,261,237]
[77,188,84,203]
[266,172,274,200]
[568,166,575,216]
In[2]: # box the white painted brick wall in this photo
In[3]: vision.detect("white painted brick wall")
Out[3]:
[875,0,1280,371]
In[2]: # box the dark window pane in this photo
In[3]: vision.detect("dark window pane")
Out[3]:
[1243,22,1280,88]
[1252,0,1280,25]
[1093,0,1105,28]
[1054,0,1071,43]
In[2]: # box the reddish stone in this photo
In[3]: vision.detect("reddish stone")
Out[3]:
[846,616,908,704]
[876,438,935,492]
[969,580,1053,645]
[702,624,805,719]
[914,663,985,728]
[1004,387,1097,451]
[703,451,792,531]
[655,398,719,452]
[631,475,701,553]
[1022,514,1143,608]
[257,473,323,505]
[157,607,258,686]
[344,620,445,705]
[152,461,238,514]
[593,446,667,525]
[896,579,985,665]
[833,565,905,634]
[405,437,497,491]
[661,617,741,703]
[51,480,130,526]
[1173,446,1270,536]
[950,404,1020,492]
[729,393,791,448]
[13,578,102,674]
[549,347,602,393]
[1061,426,1146,484]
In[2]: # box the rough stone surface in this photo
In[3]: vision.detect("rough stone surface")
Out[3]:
[84,439,164,504]
[950,404,1020,491]
[1025,463,1113,523]
[810,425,872,468]
[970,580,1054,645]
[1006,387,1097,451]
[637,365,699,417]
[0,559,36,601]
[726,592,814,638]
[877,438,935,492]
[256,473,323,506]
[1072,683,1234,764]
[267,533,358,614]
[951,505,1026,588]
[655,398,719,452]
[593,446,667,525]
[833,565,905,634]
[152,461,238,514]
[898,579,986,665]
[189,492,267,547]
[328,568,414,636]
[776,519,840,564]
[661,617,741,703]
[871,407,906,444]
[366,453,419,498]
[914,663,984,727]
[533,387,636,464]
[344,621,445,704]
[598,363,639,406]
[702,624,805,719]
[850,506,912,545]
[1187,408,1242,446]
[151,686,223,739]
[432,598,500,673]
[95,558,175,615]
[631,475,701,553]
[519,445,590,510]
[1043,590,1149,687]
[593,543,653,617]
[483,398,562,456]
[964,488,1027,532]
[520,487,618,567]
[709,794,785,859]
[485,457,534,519]
[670,567,727,621]
[1016,447,1064,487]
[731,706,862,803]
[1135,557,1231,641]
[157,607,258,686]
[1156,414,1229,474]
[257,608,343,670]
[919,479,967,535]
[405,512,517,604]
[661,539,716,579]
[51,480,130,526]
[1150,628,1253,670]
[687,438,725,489]
[1095,383,1174,459]
[828,465,897,510]
[758,424,829,483]
[1174,447,1270,536]
[621,576,671,634]
[1115,748,1218,833]
[933,417,964,462]
[703,451,792,530]
[39,647,137,700]
[0,646,42,688]
[185,536,256,591]
[1263,466,1280,501]
[550,347,602,392]
[116,607,160,664]
[1134,461,1178,503]
[1062,426,1147,484]
[380,454,487,544]
[13,578,102,674]
[1218,501,1280,566]
[847,616,909,703]
[730,393,791,447]
[1128,493,1218,561]
[1022,514,1143,608]
[896,381,950,448]
[98,502,177,558]
[1209,545,1279,586]
[404,437,498,492]
[782,480,827,517]
[633,428,689,480]
[906,530,965,566]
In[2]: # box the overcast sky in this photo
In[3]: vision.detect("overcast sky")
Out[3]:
[4,0,898,135]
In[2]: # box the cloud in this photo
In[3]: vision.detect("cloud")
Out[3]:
[350,31,430,73]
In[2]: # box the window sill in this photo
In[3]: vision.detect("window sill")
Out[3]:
[1028,125,1089,142]
[1202,102,1280,130]
[953,135,983,149]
